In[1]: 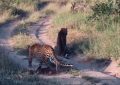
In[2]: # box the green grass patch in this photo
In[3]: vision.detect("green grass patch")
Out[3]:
[86,14,120,59]
[53,12,88,29]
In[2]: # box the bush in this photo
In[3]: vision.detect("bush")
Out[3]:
[92,1,113,16]
[89,0,120,31]
[91,0,120,20]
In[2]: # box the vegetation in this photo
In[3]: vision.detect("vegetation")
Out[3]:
[0,46,61,85]
[0,0,120,84]
[1,0,118,58]
[50,0,120,59]
[10,34,38,49]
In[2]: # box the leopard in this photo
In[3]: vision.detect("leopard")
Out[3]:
[28,43,73,72]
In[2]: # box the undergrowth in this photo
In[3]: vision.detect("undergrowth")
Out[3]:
[0,46,61,85]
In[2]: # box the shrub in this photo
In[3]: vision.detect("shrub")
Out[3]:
[91,0,120,20]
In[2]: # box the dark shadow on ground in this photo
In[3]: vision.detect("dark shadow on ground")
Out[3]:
[11,7,28,18]
[66,37,112,72]
[67,38,90,56]
[35,1,50,11]
[30,64,72,76]
[16,48,28,56]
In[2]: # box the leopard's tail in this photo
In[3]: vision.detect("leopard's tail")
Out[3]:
[59,63,73,67]
[49,57,73,67]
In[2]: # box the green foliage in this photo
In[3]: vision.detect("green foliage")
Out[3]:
[91,0,120,20]
[93,1,113,15]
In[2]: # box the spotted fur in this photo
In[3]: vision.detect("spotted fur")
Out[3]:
[28,43,72,72]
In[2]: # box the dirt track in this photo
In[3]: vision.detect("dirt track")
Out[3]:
[0,17,120,85]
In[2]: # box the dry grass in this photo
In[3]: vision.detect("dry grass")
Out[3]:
[48,0,120,59]
[69,69,81,77]
[0,0,120,59]
[0,10,13,24]
[21,11,42,24]
[10,34,39,49]
[17,2,36,12]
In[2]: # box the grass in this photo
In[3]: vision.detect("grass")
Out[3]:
[69,69,80,77]
[82,76,101,84]
[0,46,61,85]
[49,1,120,59]
[48,11,91,54]
[10,34,39,49]
[3,0,119,59]
[0,10,14,24]
[0,0,120,84]
[53,12,88,28]
[87,20,120,59]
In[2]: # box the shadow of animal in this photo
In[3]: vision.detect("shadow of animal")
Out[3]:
[35,1,49,11]
[68,38,90,56]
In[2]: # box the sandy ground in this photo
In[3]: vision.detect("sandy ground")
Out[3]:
[0,16,120,85]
